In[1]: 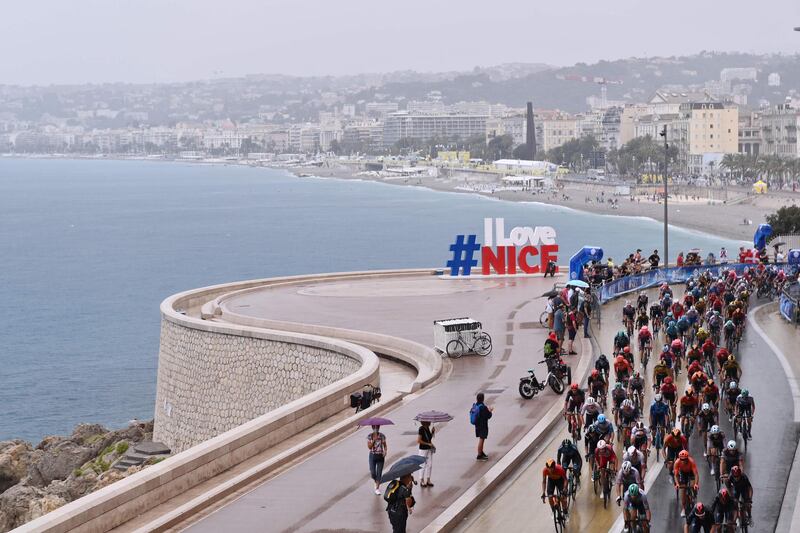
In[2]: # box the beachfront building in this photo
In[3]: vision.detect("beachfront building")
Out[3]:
[365,102,399,118]
[381,112,488,148]
[540,112,579,152]
[739,111,762,156]
[670,102,739,175]
[760,103,800,158]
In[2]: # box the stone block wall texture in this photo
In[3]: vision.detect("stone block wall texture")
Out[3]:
[154,318,362,452]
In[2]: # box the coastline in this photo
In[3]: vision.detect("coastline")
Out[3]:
[291,165,763,244]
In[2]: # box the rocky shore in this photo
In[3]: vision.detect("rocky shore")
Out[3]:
[0,421,157,532]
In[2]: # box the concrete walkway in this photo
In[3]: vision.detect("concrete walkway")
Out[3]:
[179,274,590,533]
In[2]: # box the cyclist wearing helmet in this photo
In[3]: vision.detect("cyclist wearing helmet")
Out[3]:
[615,460,642,504]
[563,384,585,437]
[540,458,568,516]
[735,389,755,423]
[619,399,639,428]
[652,358,672,389]
[724,380,741,417]
[696,403,716,454]
[556,438,582,484]
[594,413,614,442]
[614,355,632,386]
[631,422,649,458]
[622,483,651,530]
[701,337,715,361]
[581,396,601,428]
[660,376,677,410]
[614,329,631,352]
[664,428,688,467]
[674,449,700,516]
[728,466,753,525]
[711,487,736,528]
[649,301,663,332]
[679,389,699,429]
[649,393,670,433]
[584,422,603,460]
[628,370,645,398]
[706,426,725,476]
[690,369,708,395]
[595,353,610,377]
[636,291,649,314]
[587,369,607,404]
[594,439,617,490]
[702,379,719,409]
[622,301,636,333]
[685,502,714,533]
[624,444,647,485]
[720,440,743,480]
[722,355,741,382]
[611,382,628,424]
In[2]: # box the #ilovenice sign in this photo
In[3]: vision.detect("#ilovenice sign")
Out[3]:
[446,218,559,276]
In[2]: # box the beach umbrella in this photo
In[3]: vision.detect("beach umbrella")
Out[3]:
[380,455,427,483]
[566,280,589,289]
[357,417,394,427]
[414,410,453,423]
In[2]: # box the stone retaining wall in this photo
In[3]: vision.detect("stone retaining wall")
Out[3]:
[154,319,362,452]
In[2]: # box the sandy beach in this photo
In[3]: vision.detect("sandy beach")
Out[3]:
[297,163,800,245]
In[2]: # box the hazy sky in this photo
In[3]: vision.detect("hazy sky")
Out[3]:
[2,0,799,85]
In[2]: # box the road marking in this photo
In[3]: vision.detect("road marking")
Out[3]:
[748,303,800,423]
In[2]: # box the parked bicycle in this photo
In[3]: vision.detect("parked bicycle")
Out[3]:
[446,329,492,358]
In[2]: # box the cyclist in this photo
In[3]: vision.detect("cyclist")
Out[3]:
[614,329,631,353]
[722,355,741,382]
[614,355,632,388]
[674,449,700,517]
[679,388,699,434]
[595,353,610,381]
[701,336,716,363]
[637,291,649,314]
[594,413,615,443]
[685,502,714,533]
[638,325,652,355]
[728,466,753,526]
[623,484,651,531]
[706,425,725,476]
[581,396,601,428]
[690,369,709,395]
[666,318,680,344]
[587,369,607,407]
[624,444,647,486]
[563,383,585,439]
[664,428,688,478]
[696,326,710,346]
[622,301,636,335]
[636,310,649,331]
[615,461,642,504]
[724,381,741,419]
[661,376,678,416]
[702,379,720,410]
[618,399,639,446]
[540,459,568,517]
[723,319,737,349]
[715,347,731,371]
[649,393,671,436]
[628,371,645,406]
[556,438,583,487]
[611,382,628,425]
[672,299,685,320]
[660,282,673,298]
[671,338,685,371]
[735,389,755,438]
[584,422,603,463]
[650,301,664,333]
[594,440,617,494]
[696,403,716,454]
[652,358,672,390]
[711,487,736,529]
[621,345,635,366]
[720,440,743,481]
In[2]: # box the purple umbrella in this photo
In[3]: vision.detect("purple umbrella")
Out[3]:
[414,411,453,423]
[357,417,394,427]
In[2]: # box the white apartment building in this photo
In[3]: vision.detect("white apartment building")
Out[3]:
[761,103,800,158]
[366,102,399,118]
[381,112,488,148]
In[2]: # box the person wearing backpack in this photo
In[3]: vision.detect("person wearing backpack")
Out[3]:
[384,473,415,533]
[471,392,493,461]
[367,425,387,495]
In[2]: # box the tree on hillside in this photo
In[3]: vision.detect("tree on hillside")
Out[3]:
[767,206,800,235]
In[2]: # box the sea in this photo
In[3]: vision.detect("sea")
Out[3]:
[0,158,744,442]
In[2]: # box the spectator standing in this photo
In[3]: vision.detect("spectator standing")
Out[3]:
[417,421,435,487]
[472,393,493,460]
[566,307,578,355]
[719,247,728,264]
[581,292,593,338]
[553,306,566,348]
[676,252,685,267]
[385,473,415,533]
[648,250,660,269]
[367,425,387,494]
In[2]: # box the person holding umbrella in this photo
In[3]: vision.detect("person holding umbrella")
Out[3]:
[360,417,394,495]
[414,410,452,487]
[381,456,424,533]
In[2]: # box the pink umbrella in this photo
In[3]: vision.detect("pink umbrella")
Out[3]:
[357,417,394,427]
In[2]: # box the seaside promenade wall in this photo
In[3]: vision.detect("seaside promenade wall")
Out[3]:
[154,317,362,452]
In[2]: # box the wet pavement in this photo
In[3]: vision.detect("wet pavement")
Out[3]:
[181,273,593,533]
[459,290,798,533]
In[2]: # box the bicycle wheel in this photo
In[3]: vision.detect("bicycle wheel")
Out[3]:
[540,311,549,327]
[473,334,492,356]
[446,339,466,358]
[549,374,565,394]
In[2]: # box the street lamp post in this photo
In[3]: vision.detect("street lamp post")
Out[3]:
[660,125,669,266]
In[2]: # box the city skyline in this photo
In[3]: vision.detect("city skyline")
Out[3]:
[2,0,799,85]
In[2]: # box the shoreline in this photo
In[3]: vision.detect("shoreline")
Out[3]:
[291,165,759,244]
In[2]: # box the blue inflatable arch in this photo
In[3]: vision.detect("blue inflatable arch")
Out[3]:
[569,246,604,280]
[753,223,772,250]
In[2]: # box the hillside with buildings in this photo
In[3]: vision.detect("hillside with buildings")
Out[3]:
[1,52,799,178]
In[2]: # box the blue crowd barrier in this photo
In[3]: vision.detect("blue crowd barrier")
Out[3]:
[597,263,786,303]
[779,293,796,322]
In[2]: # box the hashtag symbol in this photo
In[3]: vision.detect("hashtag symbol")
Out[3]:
[447,234,480,276]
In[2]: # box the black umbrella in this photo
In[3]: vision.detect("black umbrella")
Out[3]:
[380,455,426,483]
[541,289,559,298]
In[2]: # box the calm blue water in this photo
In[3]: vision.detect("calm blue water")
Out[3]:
[0,158,743,442]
